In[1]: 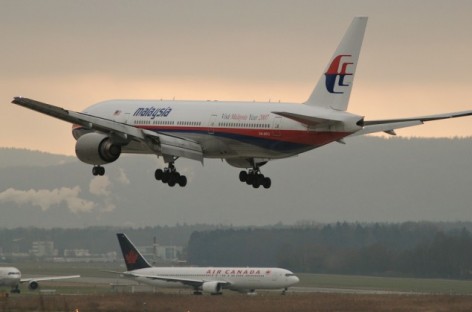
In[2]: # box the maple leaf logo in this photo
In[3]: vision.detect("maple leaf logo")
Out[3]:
[125,250,139,264]
[266,270,271,274]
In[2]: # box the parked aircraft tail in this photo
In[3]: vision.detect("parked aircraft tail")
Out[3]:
[117,233,152,271]
[305,16,368,111]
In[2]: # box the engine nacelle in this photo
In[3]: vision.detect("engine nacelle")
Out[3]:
[202,281,222,294]
[226,158,268,169]
[28,280,39,290]
[75,133,122,165]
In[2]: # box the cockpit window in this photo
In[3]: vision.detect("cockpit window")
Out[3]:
[285,273,295,277]
[8,272,20,276]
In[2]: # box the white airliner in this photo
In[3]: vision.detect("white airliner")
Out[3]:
[0,266,79,293]
[115,233,299,295]
[12,17,472,188]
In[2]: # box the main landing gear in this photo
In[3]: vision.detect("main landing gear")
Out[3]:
[239,168,271,189]
[10,286,20,294]
[154,163,187,187]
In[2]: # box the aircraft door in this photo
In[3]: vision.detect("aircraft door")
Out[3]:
[208,114,218,134]
[113,110,129,124]
[271,117,282,137]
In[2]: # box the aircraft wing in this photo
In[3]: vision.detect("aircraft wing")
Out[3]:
[352,110,472,136]
[123,272,230,288]
[20,275,80,283]
[11,97,203,163]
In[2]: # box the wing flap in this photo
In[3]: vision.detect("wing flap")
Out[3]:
[142,130,203,163]
[271,111,342,127]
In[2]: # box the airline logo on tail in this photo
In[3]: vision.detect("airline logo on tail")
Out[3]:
[125,250,139,264]
[325,54,353,94]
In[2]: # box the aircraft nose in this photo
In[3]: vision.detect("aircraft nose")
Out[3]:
[290,275,300,285]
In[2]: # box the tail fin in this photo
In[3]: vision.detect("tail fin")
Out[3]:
[305,17,368,111]
[116,233,152,271]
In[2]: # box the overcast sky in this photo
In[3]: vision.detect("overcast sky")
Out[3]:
[1,0,472,155]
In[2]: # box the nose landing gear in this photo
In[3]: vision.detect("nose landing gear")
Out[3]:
[92,165,105,176]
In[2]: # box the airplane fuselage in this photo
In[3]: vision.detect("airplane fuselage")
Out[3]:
[73,99,362,164]
[127,266,299,291]
[0,267,21,288]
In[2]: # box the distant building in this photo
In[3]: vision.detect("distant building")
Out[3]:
[54,251,117,263]
[64,249,91,257]
[138,244,183,263]
[30,241,57,257]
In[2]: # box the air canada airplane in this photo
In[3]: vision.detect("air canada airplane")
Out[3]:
[12,17,472,189]
[115,233,299,295]
[0,266,79,294]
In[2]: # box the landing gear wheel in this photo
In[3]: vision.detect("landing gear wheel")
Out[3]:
[155,169,163,180]
[246,173,254,185]
[155,162,187,187]
[239,171,247,182]
[161,171,170,183]
[178,175,187,187]
[263,177,271,189]
[92,166,105,176]
[252,176,261,188]
[239,168,271,189]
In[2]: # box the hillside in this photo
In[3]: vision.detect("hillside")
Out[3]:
[0,136,471,228]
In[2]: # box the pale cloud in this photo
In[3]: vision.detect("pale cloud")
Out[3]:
[101,201,117,213]
[0,187,95,213]
[89,176,112,196]
[89,175,118,212]
[117,168,130,185]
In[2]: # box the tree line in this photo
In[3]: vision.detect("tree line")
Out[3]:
[187,222,472,279]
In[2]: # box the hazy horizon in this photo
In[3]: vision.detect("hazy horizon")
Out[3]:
[0,137,471,228]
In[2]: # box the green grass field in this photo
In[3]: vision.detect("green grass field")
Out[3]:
[297,273,472,294]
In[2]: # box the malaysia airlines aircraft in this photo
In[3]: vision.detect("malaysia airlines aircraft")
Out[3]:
[0,266,79,293]
[12,17,472,189]
[115,233,299,295]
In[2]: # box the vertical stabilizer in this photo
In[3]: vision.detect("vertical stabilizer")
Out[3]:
[117,233,152,271]
[305,17,368,111]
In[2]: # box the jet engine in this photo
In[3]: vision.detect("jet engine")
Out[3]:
[28,280,39,290]
[75,133,122,165]
[201,281,222,294]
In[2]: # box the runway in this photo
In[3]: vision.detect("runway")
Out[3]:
[49,276,422,296]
